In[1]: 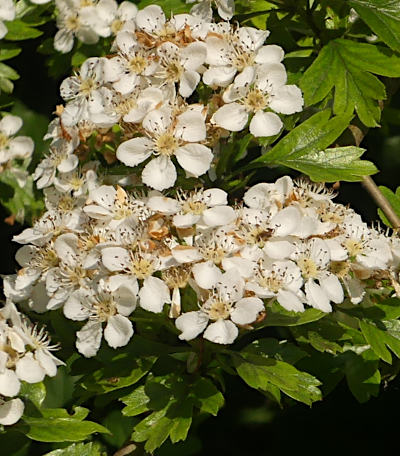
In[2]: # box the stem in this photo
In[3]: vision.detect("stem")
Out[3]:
[362,176,400,228]
[113,443,137,456]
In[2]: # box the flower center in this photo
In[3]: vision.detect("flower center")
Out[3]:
[111,19,124,34]
[162,265,191,288]
[58,196,75,212]
[94,298,117,321]
[130,258,154,279]
[232,51,254,72]
[129,55,148,74]
[164,61,183,82]
[65,15,80,31]
[244,89,268,113]
[0,132,9,149]
[345,239,364,257]
[80,78,96,97]
[330,261,350,279]
[155,133,178,156]
[259,273,283,293]
[297,256,319,279]
[182,200,207,215]
[207,299,231,321]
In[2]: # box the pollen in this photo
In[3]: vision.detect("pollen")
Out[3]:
[155,133,178,156]
[129,55,148,74]
[207,299,231,321]
[79,77,96,97]
[162,265,191,289]
[244,89,268,112]
[130,258,154,280]
[0,132,9,149]
[297,256,319,279]
[345,239,364,257]
[182,200,207,215]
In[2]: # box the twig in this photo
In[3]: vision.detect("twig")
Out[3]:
[113,443,137,456]
[362,176,400,228]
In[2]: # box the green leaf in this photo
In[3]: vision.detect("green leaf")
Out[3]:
[260,301,326,327]
[81,355,156,394]
[254,110,352,165]
[377,186,400,227]
[0,62,19,80]
[102,409,137,449]
[300,39,400,126]
[243,338,307,364]
[343,349,381,402]
[22,407,110,442]
[285,146,377,182]
[349,0,400,51]
[191,378,224,416]
[121,385,150,417]
[168,400,194,443]
[360,319,400,363]
[233,353,322,405]
[19,382,46,409]
[137,0,190,15]
[5,20,43,40]
[0,46,22,62]
[43,442,103,456]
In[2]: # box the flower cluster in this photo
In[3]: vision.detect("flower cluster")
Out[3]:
[4,175,399,358]
[35,3,303,192]
[0,302,63,425]
[0,115,34,187]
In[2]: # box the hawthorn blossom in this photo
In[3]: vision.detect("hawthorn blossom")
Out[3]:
[211,64,303,136]
[176,271,264,344]
[0,115,34,165]
[116,106,213,191]
[188,0,235,21]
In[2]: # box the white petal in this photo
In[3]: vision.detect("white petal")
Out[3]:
[249,111,283,137]
[101,246,131,271]
[179,70,200,98]
[0,369,20,397]
[57,154,78,173]
[270,206,301,236]
[54,233,79,267]
[171,245,202,263]
[175,109,206,142]
[203,65,236,87]
[7,136,34,160]
[36,349,58,377]
[277,289,305,312]
[147,195,181,215]
[203,188,227,206]
[0,398,24,426]
[182,41,207,71]
[203,319,238,344]
[64,291,91,321]
[230,297,264,325]
[325,239,348,261]
[305,279,332,313]
[0,115,22,136]
[269,85,304,114]
[344,277,365,305]
[176,311,209,341]
[16,353,45,383]
[202,206,236,227]
[192,261,222,289]
[173,213,200,228]
[139,276,170,313]
[116,137,153,167]
[54,29,75,53]
[222,257,255,279]
[104,314,134,348]
[255,45,285,63]
[211,103,248,131]
[263,240,295,260]
[135,5,165,33]
[0,21,7,40]
[142,156,177,191]
[320,273,344,304]
[175,144,213,177]
[76,320,103,358]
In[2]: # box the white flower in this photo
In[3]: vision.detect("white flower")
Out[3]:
[60,57,113,126]
[64,275,137,357]
[54,0,100,53]
[211,64,303,136]
[155,40,207,97]
[244,176,293,212]
[176,271,264,344]
[203,25,271,87]
[292,238,344,312]
[189,0,235,21]
[0,115,34,165]
[172,188,235,229]
[116,106,213,190]
[246,259,304,312]
[0,0,15,39]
